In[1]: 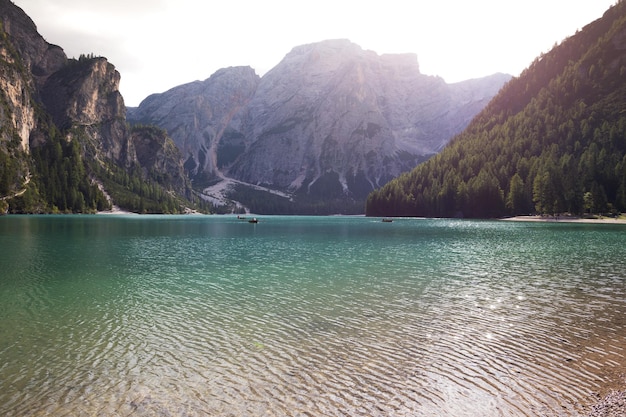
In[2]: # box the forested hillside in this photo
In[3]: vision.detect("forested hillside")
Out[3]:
[366,1,626,218]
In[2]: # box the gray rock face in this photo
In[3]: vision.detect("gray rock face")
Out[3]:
[130,39,510,202]
[130,126,188,192]
[0,0,189,204]
[0,0,66,87]
[40,57,132,162]
[0,0,66,153]
[127,67,260,180]
[229,40,508,196]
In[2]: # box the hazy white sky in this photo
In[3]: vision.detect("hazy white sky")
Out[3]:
[13,0,616,106]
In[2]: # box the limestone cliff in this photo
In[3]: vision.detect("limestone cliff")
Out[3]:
[0,0,193,213]
[127,66,260,182]
[40,56,133,162]
[229,40,509,197]
[130,125,188,192]
[0,0,45,197]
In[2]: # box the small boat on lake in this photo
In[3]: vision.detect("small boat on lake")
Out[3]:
[237,215,247,220]
[382,218,393,223]
[248,218,259,223]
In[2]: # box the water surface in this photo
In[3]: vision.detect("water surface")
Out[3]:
[0,215,624,416]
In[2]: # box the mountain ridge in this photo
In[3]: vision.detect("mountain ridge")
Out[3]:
[366,1,626,218]
[128,39,510,214]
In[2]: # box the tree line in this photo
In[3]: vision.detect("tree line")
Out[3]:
[366,1,626,218]
[7,121,212,214]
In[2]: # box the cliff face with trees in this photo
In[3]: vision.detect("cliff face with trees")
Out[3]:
[0,0,201,214]
[366,1,626,218]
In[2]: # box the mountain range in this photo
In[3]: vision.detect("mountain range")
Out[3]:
[128,40,509,214]
[7,0,617,217]
[366,0,626,218]
[0,0,508,215]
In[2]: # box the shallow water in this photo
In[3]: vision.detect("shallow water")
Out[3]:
[0,215,624,416]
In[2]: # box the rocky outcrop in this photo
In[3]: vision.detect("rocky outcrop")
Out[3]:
[0,0,67,152]
[130,125,188,192]
[0,0,190,211]
[0,0,51,152]
[0,32,36,152]
[0,0,43,196]
[127,66,260,180]
[0,0,65,87]
[130,39,510,206]
[231,41,509,196]
[40,57,132,162]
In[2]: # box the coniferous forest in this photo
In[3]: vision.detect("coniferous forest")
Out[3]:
[366,1,626,218]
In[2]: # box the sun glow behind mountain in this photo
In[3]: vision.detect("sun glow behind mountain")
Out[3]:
[13,0,616,106]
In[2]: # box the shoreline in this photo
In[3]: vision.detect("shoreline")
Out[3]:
[501,215,626,224]
[586,390,626,417]
[96,205,136,215]
[504,215,626,415]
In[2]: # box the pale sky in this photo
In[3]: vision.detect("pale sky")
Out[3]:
[12,0,616,106]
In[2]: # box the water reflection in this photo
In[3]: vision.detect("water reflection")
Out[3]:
[0,216,624,416]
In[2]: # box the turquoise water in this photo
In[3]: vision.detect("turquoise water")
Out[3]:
[0,215,625,416]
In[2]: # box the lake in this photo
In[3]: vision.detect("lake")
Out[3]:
[0,215,624,416]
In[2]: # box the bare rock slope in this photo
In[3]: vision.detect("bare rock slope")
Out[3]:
[129,40,509,211]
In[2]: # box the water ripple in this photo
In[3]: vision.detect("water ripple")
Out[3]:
[0,217,625,416]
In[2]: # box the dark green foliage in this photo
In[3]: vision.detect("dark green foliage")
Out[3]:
[92,161,178,214]
[78,53,100,61]
[26,124,109,213]
[346,170,375,200]
[228,184,363,215]
[9,120,211,214]
[91,157,211,215]
[367,2,626,218]
[0,147,20,195]
[304,171,345,199]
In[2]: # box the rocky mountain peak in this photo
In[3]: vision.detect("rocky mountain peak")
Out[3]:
[0,0,66,85]
[380,52,420,72]
[286,39,371,64]
[128,66,261,180]
[227,41,509,198]
[129,39,510,213]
